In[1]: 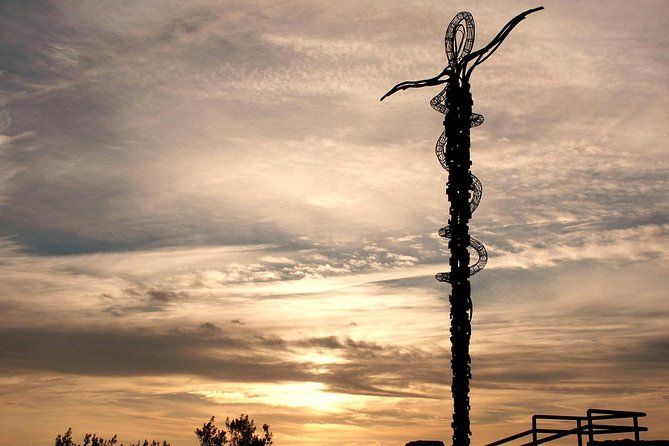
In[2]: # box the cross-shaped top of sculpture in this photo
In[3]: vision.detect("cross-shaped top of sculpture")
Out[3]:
[380,7,544,101]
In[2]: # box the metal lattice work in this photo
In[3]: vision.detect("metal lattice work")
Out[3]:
[430,86,485,217]
[430,11,488,289]
[435,227,488,284]
[445,12,475,68]
[381,7,543,446]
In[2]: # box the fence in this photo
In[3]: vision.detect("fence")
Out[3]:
[485,408,647,446]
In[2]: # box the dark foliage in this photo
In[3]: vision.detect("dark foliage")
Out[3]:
[196,415,273,446]
[55,428,118,446]
[55,428,169,446]
[195,417,227,446]
[56,414,272,446]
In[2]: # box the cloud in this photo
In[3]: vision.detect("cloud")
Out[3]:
[102,287,188,316]
[0,324,312,382]
[1,0,664,255]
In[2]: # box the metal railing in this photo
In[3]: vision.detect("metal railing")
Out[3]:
[485,408,647,446]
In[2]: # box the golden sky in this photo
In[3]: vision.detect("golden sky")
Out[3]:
[0,1,667,445]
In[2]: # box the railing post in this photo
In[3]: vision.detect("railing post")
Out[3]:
[587,410,594,445]
[532,416,538,446]
[633,416,640,441]
[577,419,583,446]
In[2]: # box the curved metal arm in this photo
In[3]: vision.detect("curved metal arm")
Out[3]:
[380,6,544,100]
[380,67,451,101]
[463,6,544,79]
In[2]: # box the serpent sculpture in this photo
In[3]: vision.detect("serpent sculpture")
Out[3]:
[430,24,488,284]
[381,7,543,446]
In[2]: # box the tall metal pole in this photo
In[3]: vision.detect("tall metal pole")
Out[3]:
[445,74,475,446]
[382,8,543,446]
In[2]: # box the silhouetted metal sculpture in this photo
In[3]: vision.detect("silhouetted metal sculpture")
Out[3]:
[381,7,543,446]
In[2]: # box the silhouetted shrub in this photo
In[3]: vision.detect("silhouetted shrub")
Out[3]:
[55,414,272,446]
[196,415,273,446]
[55,429,118,446]
[127,441,171,446]
[54,428,169,446]
[195,417,227,446]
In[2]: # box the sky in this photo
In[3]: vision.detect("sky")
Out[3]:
[0,1,667,445]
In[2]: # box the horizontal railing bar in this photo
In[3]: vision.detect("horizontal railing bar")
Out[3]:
[536,428,583,434]
[533,425,648,435]
[588,409,646,417]
[589,426,648,433]
[534,415,588,421]
[590,416,625,421]
[588,414,642,421]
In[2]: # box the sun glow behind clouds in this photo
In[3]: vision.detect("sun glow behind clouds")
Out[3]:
[294,351,349,366]
[195,382,361,413]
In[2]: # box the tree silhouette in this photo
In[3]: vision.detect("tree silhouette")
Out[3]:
[195,417,227,446]
[55,428,169,446]
[226,414,273,446]
[55,429,118,446]
[55,414,271,446]
[196,415,273,446]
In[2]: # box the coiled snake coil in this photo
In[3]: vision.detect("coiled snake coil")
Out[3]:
[433,12,488,284]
